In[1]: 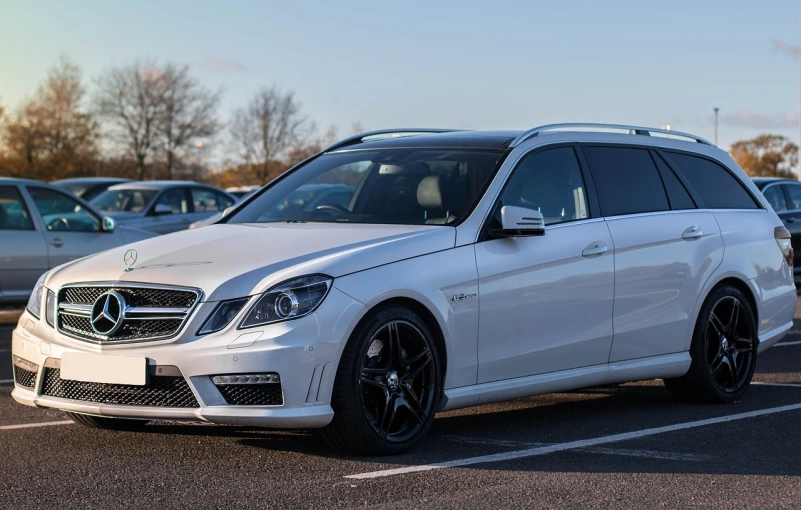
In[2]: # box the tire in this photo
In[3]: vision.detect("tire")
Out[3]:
[320,305,442,455]
[65,412,149,431]
[664,285,758,404]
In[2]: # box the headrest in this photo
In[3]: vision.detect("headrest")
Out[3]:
[417,175,448,209]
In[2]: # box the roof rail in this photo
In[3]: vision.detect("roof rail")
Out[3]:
[324,128,466,152]
[510,123,713,148]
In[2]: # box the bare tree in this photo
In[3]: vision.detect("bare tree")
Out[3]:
[158,63,221,178]
[230,86,310,181]
[94,60,169,179]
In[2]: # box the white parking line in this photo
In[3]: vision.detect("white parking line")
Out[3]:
[754,382,801,388]
[0,379,13,385]
[346,402,801,479]
[0,420,73,431]
[775,340,801,347]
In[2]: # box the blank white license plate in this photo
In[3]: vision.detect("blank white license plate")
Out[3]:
[61,352,147,386]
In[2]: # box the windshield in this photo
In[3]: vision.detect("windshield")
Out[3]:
[229,149,503,226]
[59,182,90,197]
[91,188,157,213]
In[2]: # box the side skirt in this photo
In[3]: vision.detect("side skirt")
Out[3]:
[441,352,691,411]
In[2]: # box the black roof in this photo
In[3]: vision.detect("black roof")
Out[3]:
[329,131,523,151]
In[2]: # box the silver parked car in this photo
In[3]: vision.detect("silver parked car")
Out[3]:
[90,181,236,234]
[0,178,155,305]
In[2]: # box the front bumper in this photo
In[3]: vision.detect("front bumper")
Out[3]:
[10,287,366,428]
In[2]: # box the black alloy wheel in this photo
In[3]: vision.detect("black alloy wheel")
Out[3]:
[321,305,441,455]
[664,285,758,403]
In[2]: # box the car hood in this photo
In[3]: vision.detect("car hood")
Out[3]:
[46,223,455,301]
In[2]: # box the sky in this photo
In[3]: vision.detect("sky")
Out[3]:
[1,0,799,152]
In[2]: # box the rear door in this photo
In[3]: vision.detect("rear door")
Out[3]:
[581,145,724,362]
[25,185,121,268]
[145,187,193,234]
[188,188,229,225]
[0,185,48,303]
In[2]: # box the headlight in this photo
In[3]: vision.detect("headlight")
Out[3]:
[240,275,332,328]
[45,290,56,327]
[26,274,47,319]
[197,297,250,335]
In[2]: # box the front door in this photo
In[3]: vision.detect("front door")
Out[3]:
[26,186,120,268]
[0,185,48,303]
[475,146,615,383]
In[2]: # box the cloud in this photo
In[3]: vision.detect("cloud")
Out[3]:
[190,56,246,73]
[719,110,798,129]
[773,39,799,59]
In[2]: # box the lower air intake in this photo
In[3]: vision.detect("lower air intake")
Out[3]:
[214,383,284,406]
[13,365,37,389]
[41,368,199,408]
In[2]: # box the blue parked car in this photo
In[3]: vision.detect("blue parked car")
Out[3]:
[90,181,236,235]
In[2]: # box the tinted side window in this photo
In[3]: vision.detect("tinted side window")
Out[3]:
[784,184,801,210]
[492,146,588,227]
[191,188,222,212]
[652,152,696,210]
[0,186,35,230]
[582,146,669,217]
[665,152,759,209]
[156,188,190,214]
[762,185,788,212]
[217,192,235,210]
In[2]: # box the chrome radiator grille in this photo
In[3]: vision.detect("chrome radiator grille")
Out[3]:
[56,283,201,344]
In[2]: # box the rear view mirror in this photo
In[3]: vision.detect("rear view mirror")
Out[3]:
[153,204,173,215]
[102,216,116,232]
[491,206,545,238]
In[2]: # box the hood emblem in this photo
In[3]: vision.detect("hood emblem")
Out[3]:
[124,249,138,272]
[90,290,126,336]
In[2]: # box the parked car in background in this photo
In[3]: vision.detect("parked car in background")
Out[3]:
[90,181,236,234]
[752,177,801,279]
[225,185,261,200]
[52,177,132,201]
[189,183,355,229]
[0,178,155,305]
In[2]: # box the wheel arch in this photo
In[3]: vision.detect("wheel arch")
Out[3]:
[686,273,760,351]
[333,294,449,407]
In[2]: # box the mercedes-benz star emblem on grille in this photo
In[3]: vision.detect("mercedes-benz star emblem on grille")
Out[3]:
[90,290,126,336]
[124,249,138,272]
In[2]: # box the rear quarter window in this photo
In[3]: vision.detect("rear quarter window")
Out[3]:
[664,152,759,210]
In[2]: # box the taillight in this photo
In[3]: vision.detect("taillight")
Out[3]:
[775,226,794,267]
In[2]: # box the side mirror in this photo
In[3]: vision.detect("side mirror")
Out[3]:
[102,216,116,232]
[490,206,545,238]
[153,203,173,215]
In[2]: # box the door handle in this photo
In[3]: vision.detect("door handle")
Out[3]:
[582,241,608,257]
[785,218,795,223]
[50,238,63,248]
[682,225,703,240]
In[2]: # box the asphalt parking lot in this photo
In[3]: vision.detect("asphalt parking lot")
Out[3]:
[2,309,801,509]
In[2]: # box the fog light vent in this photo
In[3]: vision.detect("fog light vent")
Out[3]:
[12,356,38,388]
[211,373,283,406]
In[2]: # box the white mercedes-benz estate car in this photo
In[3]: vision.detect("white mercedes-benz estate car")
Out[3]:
[11,123,796,454]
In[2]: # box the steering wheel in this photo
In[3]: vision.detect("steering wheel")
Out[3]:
[47,217,70,231]
[315,204,350,214]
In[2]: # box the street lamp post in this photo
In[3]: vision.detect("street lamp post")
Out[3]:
[713,107,719,145]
